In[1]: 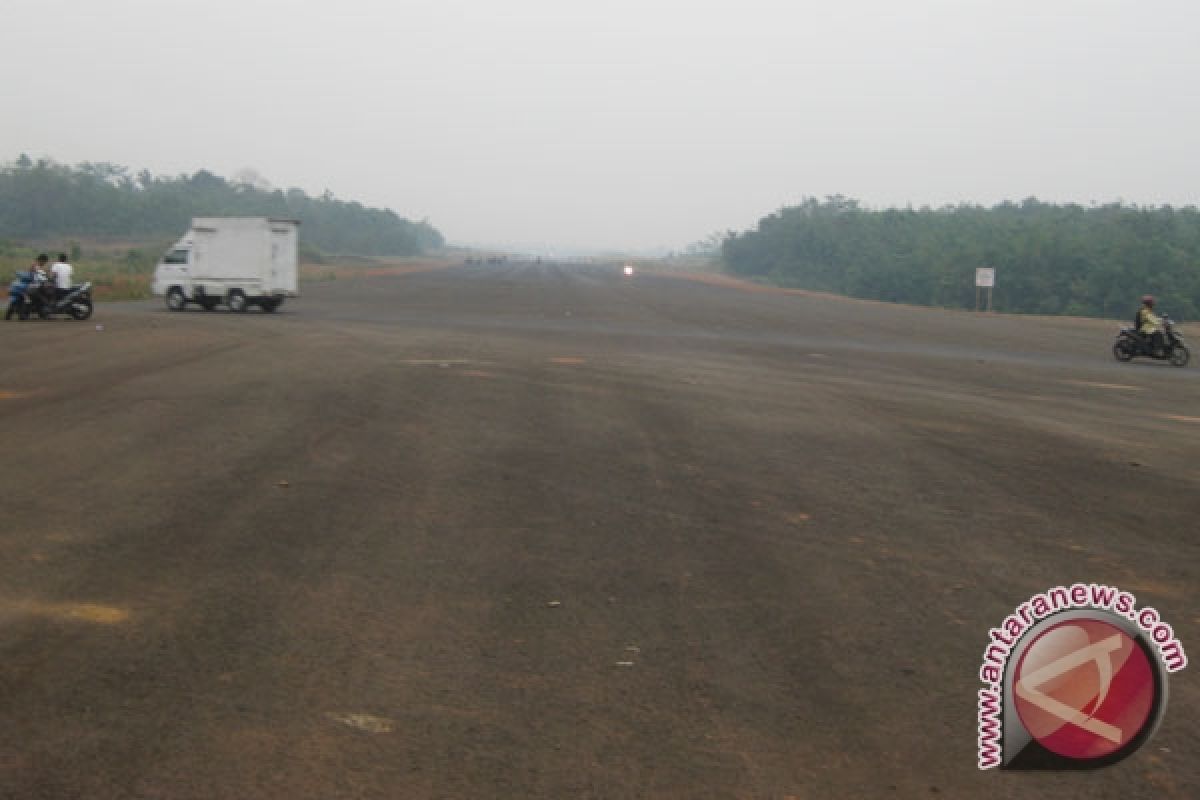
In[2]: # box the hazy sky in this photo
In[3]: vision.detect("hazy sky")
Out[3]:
[4,0,1198,251]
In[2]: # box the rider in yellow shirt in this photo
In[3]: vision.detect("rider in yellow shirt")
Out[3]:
[1137,295,1165,354]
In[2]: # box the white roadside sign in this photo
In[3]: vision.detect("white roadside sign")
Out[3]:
[976,267,996,288]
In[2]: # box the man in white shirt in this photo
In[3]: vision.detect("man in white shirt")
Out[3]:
[50,253,74,293]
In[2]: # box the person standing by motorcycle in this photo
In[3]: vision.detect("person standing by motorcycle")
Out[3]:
[1137,295,1166,355]
[31,253,50,283]
[50,253,74,300]
[32,254,55,312]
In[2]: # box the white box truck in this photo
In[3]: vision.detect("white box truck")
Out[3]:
[153,217,299,312]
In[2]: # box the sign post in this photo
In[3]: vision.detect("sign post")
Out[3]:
[975,267,996,312]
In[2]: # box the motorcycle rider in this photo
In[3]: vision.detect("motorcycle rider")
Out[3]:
[1137,295,1166,355]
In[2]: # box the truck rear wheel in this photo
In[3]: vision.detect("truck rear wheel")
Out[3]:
[227,290,248,313]
[166,287,186,311]
[261,298,282,313]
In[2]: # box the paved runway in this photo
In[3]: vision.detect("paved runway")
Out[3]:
[1,262,1197,798]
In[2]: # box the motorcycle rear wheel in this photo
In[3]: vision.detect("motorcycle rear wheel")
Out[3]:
[1170,344,1190,368]
[69,300,93,321]
[1113,339,1135,362]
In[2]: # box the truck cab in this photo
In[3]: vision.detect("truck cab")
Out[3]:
[152,238,195,301]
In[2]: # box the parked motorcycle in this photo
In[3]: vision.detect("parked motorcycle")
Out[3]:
[1113,314,1189,367]
[6,274,93,321]
[6,271,35,320]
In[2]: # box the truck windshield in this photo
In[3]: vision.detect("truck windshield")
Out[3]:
[163,249,189,265]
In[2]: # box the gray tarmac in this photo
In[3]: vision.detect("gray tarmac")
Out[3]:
[1,262,1197,798]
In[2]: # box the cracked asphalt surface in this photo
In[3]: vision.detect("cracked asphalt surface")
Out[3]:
[1,262,1197,798]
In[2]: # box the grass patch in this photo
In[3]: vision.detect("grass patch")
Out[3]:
[299,254,461,282]
[1,241,165,301]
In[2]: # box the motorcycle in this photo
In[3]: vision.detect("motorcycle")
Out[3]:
[6,274,93,321]
[41,282,94,320]
[5,271,35,320]
[1112,314,1189,367]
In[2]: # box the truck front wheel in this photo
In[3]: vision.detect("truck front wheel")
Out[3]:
[166,287,187,311]
[227,290,248,313]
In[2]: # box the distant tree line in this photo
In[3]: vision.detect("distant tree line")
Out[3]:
[0,155,444,256]
[721,196,1200,319]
